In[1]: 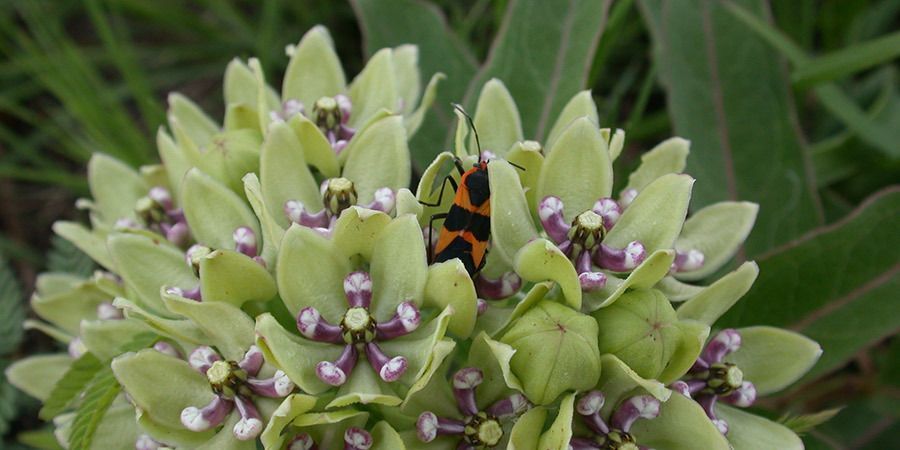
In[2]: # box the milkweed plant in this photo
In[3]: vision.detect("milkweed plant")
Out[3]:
[7,26,823,450]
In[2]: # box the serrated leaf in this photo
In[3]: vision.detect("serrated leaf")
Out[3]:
[67,368,120,450]
[639,0,823,257]
[46,235,96,278]
[0,257,24,355]
[719,187,900,380]
[39,353,102,420]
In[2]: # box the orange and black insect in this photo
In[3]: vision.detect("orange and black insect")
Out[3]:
[421,105,491,276]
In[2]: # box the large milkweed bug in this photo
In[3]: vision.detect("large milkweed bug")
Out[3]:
[420,105,492,276]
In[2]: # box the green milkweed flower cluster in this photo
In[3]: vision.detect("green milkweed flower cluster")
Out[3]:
[6,26,824,450]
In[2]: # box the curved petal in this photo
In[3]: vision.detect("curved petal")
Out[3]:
[370,215,428,321]
[329,365,403,408]
[655,275,706,302]
[107,232,195,314]
[400,339,456,417]
[716,405,804,450]
[371,420,405,450]
[282,26,347,109]
[510,406,548,450]
[276,224,351,319]
[378,307,452,388]
[167,93,218,147]
[536,393,574,450]
[260,394,318,450]
[80,318,153,361]
[595,354,670,419]
[676,261,759,324]
[629,391,730,450]
[87,153,146,225]
[405,72,445,136]
[623,137,690,194]
[162,293,255,361]
[472,79,523,157]
[286,114,341,178]
[349,48,398,128]
[199,249,276,307]
[505,140,545,222]
[157,128,191,199]
[290,409,369,448]
[255,313,342,395]
[675,202,759,280]
[415,152,458,226]
[223,58,257,107]
[31,279,109,335]
[342,115,411,204]
[114,297,206,346]
[333,206,392,261]
[243,173,284,266]
[392,45,421,116]
[657,320,711,384]
[536,117,613,222]
[489,160,539,266]
[111,349,215,434]
[467,332,524,407]
[544,90,598,151]
[605,174,694,254]
[395,188,423,218]
[182,168,260,250]
[5,354,71,402]
[724,326,822,395]
[260,122,323,229]
[424,260,477,338]
[514,239,580,310]
[52,221,114,271]
[583,249,675,311]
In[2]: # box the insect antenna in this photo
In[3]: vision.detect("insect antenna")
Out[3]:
[451,103,482,162]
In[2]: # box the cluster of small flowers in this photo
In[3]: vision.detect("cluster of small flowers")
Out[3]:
[7,27,822,450]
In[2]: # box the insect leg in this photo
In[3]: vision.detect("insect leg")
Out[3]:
[426,212,449,262]
[418,175,458,207]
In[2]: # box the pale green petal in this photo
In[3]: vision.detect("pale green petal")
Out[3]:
[472,79,523,157]
[593,289,682,380]
[255,313,342,396]
[630,392,730,450]
[223,58,258,106]
[675,202,759,280]
[514,239,580,309]
[52,221,114,270]
[392,45,421,116]
[136,407,214,449]
[501,301,600,405]
[676,262,759,324]
[282,26,347,109]
[141,164,170,191]
[182,168,260,250]
[724,326,822,395]
[605,174,694,254]
[198,129,263,195]
[415,152,458,226]
[197,414,256,450]
[80,318,153,361]
[199,249,277,307]
[406,72,445,136]
[595,354,670,420]
[260,394,318,450]
[167,93,219,147]
[112,349,215,434]
[536,117,612,222]
[332,206,391,261]
[379,307,452,388]
[35,272,83,296]
[24,319,72,343]
[349,48,398,128]
[329,364,403,408]
[395,188,423,218]
[545,91,598,151]
[162,293,255,361]
[657,320,710,384]
[489,160,539,266]
[424,260,477,338]
[624,137,690,193]
[114,297,206,345]
[107,232,195,314]
[401,339,456,417]
[31,279,109,334]
[260,122,323,228]
[717,405,803,450]
[157,128,191,199]
[369,215,428,321]
[536,393,573,450]
[371,420,406,450]
[290,409,368,448]
[5,354,71,402]
[505,140,544,222]
[583,249,674,311]
[87,153,146,224]
[277,224,350,319]
[286,114,341,178]
[243,173,284,266]
[485,282,551,338]
[478,334,526,400]
[654,276,704,302]
[341,115,411,203]
[510,406,548,450]
[223,103,260,132]
[248,58,282,133]
[606,128,625,161]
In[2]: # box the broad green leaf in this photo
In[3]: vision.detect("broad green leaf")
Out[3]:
[282,26,347,110]
[719,187,900,380]
[639,0,823,257]
[462,0,612,141]
[472,79,523,157]
[352,0,478,168]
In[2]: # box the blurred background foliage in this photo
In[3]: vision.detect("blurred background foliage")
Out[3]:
[0,0,897,448]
